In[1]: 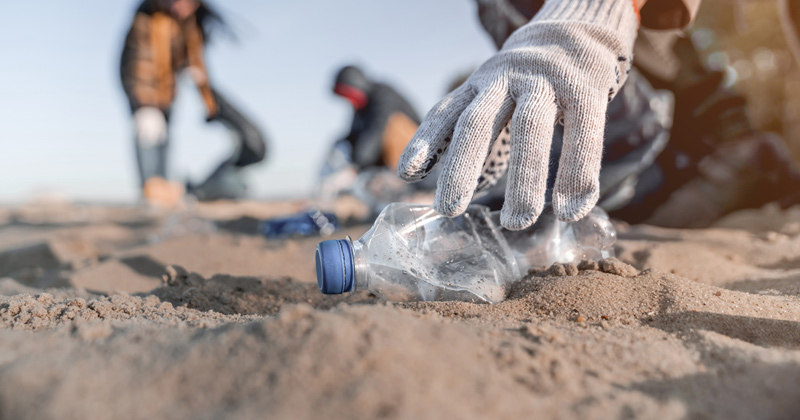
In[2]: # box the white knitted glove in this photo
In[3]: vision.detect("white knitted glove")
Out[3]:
[398,0,639,230]
[134,107,168,148]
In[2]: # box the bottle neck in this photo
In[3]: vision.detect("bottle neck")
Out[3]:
[350,238,370,292]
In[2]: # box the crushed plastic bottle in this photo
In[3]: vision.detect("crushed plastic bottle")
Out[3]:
[497,206,616,271]
[315,203,616,303]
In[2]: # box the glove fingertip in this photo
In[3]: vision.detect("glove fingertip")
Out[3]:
[433,192,471,218]
[552,192,598,222]
[395,142,428,181]
[500,206,540,231]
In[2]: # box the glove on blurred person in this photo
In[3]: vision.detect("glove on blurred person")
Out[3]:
[134,107,168,148]
[398,0,639,230]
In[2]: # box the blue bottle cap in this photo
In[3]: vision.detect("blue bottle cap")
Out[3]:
[315,239,354,294]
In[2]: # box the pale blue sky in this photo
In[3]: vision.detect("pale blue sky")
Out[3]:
[0,0,496,203]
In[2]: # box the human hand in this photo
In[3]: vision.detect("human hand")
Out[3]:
[398,0,639,230]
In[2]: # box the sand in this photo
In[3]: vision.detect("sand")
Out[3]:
[0,199,798,420]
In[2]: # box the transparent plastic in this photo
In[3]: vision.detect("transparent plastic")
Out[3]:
[498,205,616,270]
[343,203,616,303]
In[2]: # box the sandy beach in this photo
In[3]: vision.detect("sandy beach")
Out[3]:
[0,199,798,419]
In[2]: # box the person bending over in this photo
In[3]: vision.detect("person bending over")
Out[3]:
[318,66,424,208]
[120,0,267,207]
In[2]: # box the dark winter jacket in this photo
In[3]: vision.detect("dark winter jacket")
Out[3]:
[335,66,421,170]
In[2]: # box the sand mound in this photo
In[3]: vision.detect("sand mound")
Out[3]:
[0,281,258,331]
[152,265,378,315]
[0,201,799,419]
[3,264,798,419]
[0,304,690,420]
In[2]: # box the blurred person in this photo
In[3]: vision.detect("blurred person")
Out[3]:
[611,34,800,227]
[397,0,800,229]
[260,66,425,238]
[120,0,267,207]
[332,65,420,172]
[317,66,424,210]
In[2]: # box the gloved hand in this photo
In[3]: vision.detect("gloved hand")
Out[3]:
[133,107,168,148]
[397,0,639,230]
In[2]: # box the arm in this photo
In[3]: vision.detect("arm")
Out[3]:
[351,103,394,169]
[476,0,693,48]
[183,17,219,119]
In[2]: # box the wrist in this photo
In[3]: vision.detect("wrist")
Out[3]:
[534,0,640,33]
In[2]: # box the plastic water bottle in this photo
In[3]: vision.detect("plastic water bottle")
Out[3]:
[315,203,615,303]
